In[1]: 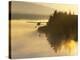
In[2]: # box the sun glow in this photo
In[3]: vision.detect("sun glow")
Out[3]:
[60,40,77,55]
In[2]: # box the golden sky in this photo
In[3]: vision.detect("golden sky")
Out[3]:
[36,3,78,14]
[11,1,78,15]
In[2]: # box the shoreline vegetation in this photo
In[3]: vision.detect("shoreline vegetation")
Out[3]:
[38,10,78,52]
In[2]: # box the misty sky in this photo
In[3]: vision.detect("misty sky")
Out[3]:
[37,3,77,14]
[11,1,78,15]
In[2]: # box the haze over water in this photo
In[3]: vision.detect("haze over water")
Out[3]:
[11,19,77,59]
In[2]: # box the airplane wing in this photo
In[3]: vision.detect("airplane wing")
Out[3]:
[27,21,48,23]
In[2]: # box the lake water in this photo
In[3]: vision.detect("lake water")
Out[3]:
[10,20,78,59]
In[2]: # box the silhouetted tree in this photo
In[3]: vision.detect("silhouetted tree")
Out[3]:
[37,10,78,52]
